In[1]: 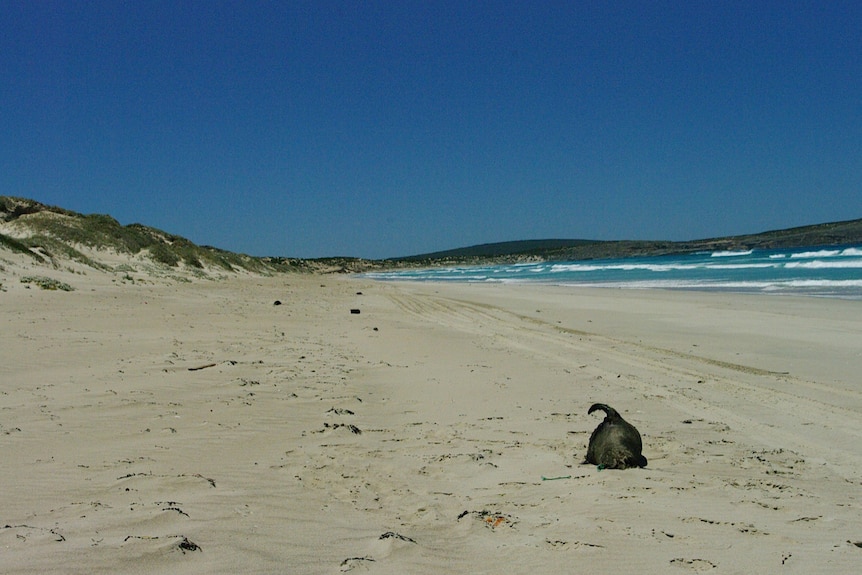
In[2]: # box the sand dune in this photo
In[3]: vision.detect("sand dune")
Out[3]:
[2,263,861,573]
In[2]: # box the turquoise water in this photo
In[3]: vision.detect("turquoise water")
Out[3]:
[364,245,862,299]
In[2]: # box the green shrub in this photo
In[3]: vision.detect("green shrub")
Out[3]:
[149,244,180,266]
[20,276,74,291]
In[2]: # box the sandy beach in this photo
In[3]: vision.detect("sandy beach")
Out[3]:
[2,266,861,573]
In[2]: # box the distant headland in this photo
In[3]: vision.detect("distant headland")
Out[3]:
[2,195,861,275]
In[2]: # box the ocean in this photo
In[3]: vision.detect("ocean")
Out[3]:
[363,245,862,299]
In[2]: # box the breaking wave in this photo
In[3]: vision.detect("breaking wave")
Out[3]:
[363,244,862,299]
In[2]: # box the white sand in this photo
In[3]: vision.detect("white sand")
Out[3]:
[2,263,861,573]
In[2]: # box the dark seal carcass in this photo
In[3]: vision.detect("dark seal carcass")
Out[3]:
[584,403,647,469]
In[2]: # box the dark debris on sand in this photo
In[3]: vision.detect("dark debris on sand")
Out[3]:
[379,531,416,543]
[322,422,362,434]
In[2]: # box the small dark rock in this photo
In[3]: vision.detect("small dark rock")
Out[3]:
[273,300,282,306]
[350,309,361,314]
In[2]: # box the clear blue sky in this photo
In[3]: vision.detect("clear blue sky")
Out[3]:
[2,1,860,259]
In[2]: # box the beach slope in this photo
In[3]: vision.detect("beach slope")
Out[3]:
[2,272,861,573]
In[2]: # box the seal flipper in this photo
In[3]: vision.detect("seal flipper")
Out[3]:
[587,403,621,420]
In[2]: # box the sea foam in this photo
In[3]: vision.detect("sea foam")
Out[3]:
[711,250,754,257]
[364,244,862,298]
